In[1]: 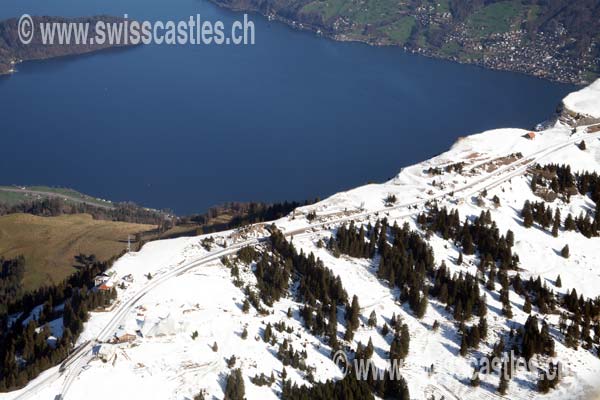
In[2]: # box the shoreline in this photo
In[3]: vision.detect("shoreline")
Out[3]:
[0,16,137,77]
[0,43,140,76]
[208,0,591,86]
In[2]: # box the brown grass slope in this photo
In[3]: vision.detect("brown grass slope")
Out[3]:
[0,213,154,291]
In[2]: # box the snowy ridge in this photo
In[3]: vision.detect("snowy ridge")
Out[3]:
[4,80,600,400]
[563,80,600,119]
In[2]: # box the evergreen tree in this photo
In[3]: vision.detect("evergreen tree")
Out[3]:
[263,323,272,342]
[381,324,389,336]
[390,324,410,362]
[462,230,475,255]
[365,337,374,359]
[460,332,468,357]
[344,295,360,340]
[416,296,428,319]
[470,367,480,387]
[565,213,576,231]
[565,322,580,349]
[224,369,245,400]
[537,373,550,394]
[522,201,534,228]
[501,289,513,318]
[368,310,377,328]
[498,363,509,395]
[506,230,514,247]
[486,266,496,291]
[530,175,538,192]
[523,296,532,314]
[478,316,488,339]
[552,213,560,237]
[561,244,570,258]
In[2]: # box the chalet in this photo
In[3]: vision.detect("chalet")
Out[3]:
[114,333,137,343]
[524,132,536,140]
[112,320,139,344]
[94,273,110,287]
[98,283,113,292]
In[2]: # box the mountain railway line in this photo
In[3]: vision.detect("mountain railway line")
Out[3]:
[10,126,600,400]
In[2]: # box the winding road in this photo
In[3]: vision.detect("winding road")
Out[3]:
[11,127,600,400]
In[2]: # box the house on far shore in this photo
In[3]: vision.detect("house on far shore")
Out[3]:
[523,131,536,140]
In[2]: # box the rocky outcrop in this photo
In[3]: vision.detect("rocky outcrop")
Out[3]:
[557,105,600,128]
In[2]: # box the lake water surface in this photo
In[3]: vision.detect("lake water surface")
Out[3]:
[0,0,576,214]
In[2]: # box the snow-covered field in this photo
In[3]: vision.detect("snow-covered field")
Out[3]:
[4,81,600,400]
[563,79,600,119]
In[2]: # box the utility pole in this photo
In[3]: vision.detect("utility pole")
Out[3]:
[127,235,131,253]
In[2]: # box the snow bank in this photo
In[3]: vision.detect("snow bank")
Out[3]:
[563,78,600,118]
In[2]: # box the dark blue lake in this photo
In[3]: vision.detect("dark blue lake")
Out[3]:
[0,0,575,214]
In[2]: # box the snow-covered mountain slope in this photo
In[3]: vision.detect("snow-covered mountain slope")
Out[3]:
[6,80,600,400]
[563,80,600,120]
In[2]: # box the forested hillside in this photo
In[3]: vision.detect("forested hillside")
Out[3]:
[0,16,132,75]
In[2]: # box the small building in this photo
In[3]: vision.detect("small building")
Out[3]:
[112,320,140,344]
[94,273,110,287]
[94,344,116,361]
[524,131,536,140]
[113,332,137,344]
[98,283,113,292]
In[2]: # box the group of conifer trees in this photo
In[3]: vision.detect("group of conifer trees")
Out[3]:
[245,229,414,399]
[522,200,598,238]
[253,251,292,307]
[329,221,376,259]
[559,288,600,351]
[0,257,26,315]
[245,229,349,349]
[528,164,600,237]
[418,206,517,269]
[282,372,375,400]
[532,164,600,201]
[329,206,600,394]
[520,315,555,360]
[0,197,167,225]
[0,255,118,391]
[244,203,600,397]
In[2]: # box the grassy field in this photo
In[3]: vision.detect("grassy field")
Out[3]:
[466,1,524,37]
[0,213,155,291]
[0,185,113,208]
[378,16,416,45]
[301,0,411,25]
